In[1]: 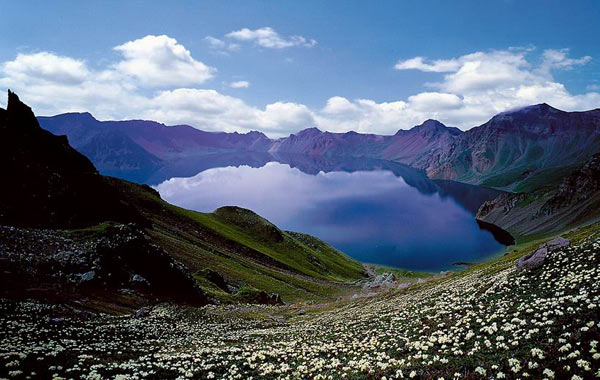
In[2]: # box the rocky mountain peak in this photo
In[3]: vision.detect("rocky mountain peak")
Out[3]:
[419,119,447,130]
[493,103,563,121]
[295,127,323,137]
[5,90,39,132]
[0,90,142,228]
[402,119,462,136]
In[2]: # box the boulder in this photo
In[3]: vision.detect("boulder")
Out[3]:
[517,247,548,271]
[517,237,570,271]
[80,271,95,283]
[362,272,395,290]
[130,274,150,286]
[135,307,150,318]
[545,237,570,251]
[203,269,229,292]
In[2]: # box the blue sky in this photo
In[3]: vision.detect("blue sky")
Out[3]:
[1,0,599,136]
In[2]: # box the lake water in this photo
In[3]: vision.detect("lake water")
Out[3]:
[154,154,506,271]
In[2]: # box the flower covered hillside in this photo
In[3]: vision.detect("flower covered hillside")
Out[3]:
[1,231,599,379]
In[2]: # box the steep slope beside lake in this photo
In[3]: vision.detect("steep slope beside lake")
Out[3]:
[1,91,366,311]
[476,153,600,240]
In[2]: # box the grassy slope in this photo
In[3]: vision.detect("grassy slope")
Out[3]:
[479,164,576,193]
[106,177,366,303]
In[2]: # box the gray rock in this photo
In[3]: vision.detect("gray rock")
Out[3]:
[298,309,306,315]
[362,272,396,290]
[517,237,570,271]
[268,293,283,305]
[517,247,548,271]
[226,285,239,294]
[135,307,150,318]
[130,274,150,286]
[80,271,95,283]
[397,282,411,289]
[545,237,570,251]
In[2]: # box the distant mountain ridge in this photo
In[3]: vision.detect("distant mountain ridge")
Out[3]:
[38,103,600,189]
[429,104,600,191]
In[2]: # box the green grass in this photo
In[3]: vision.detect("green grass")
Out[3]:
[480,166,532,189]
[176,207,364,281]
[106,178,366,303]
[513,165,575,193]
[371,265,433,282]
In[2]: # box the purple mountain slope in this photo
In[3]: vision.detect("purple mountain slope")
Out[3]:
[427,104,600,189]
[39,113,271,160]
[38,103,600,190]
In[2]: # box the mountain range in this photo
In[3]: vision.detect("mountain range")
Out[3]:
[39,104,600,192]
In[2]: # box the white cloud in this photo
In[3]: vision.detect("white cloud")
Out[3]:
[541,48,591,71]
[394,56,461,73]
[142,89,314,136]
[317,97,414,134]
[258,102,314,134]
[204,36,225,49]
[0,38,598,137]
[390,49,599,129]
[3,52,90,85]
[407,92,462,111]
[205,36,240,53]
[113,35,215,87]
[229,80,250,88]
[587,84,600,91]
[225,27,316,49]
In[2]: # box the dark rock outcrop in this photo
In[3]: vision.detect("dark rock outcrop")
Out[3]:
[0,91,143,228]
[0,223,208,307]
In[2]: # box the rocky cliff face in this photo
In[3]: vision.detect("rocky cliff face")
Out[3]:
[0,91,208,308]
[383,119,462,170]
[476,153,600,239]
[539,153,600,215]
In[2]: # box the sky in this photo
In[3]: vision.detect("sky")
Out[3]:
[0,0,599,136]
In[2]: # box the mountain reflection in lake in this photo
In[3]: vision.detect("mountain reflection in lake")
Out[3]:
[155,155,505,271]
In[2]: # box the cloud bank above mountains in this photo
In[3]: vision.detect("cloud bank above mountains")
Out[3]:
[1,33,598,137]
